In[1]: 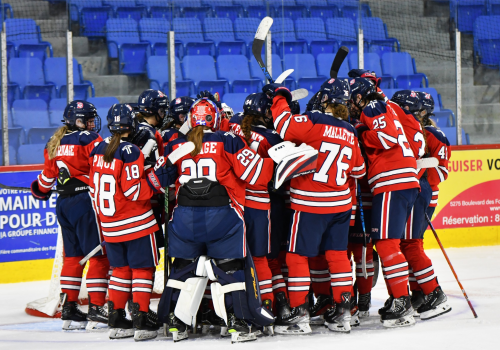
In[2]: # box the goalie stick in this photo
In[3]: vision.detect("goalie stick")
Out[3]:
[252,16,274,83]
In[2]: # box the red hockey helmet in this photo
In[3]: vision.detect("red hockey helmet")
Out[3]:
[188,98,221,131]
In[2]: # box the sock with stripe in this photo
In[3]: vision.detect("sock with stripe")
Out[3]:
[400,239,439,295]
[60,256,84,302]
[132,267,155,312]
[350,242,375,295]
[109,266,132,310]
[86,255,110,306]
[279,250,289,287]
[308,255,331,296]
[253,256,274,304]
[268,257,288,297]
[325,250,353,304]
[375,239,409,298]
[286,252,311,308]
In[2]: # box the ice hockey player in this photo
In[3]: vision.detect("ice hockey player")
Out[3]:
[157,97,279,343]
[264,79,366,334]
[30,101,109,331]
[348,69,387,101]
[164,96,195,139]
[89,104,176,341]
[349,78,419,328]
[228,92,284,334]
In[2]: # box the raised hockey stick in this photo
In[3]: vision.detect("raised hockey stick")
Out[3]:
[252,16,274,83]
[330,46,349,79]
[275,69,293,84]
[357,182,368,279]
[79,241,106,266]
[291,88,308,101]
[425,213,478,318]
[417,157,439,169]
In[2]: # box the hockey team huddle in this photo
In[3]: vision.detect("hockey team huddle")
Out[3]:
[30,67,452,343]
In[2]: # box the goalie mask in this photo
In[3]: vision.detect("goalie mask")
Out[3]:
[187,98,221,132]
[63,100,101,133]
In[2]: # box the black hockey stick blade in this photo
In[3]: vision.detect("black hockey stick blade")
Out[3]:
[252,16,274,83]
[330,46,349,79]
[0,183,31,191]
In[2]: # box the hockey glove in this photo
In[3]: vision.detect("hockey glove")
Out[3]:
[146,156,178,194]
[306,91,321,112]
[197,90,222,109]
[262,83,292,104]
[31,180,51,201]
[355,122,369,139]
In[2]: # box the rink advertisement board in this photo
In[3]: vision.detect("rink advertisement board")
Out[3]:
[0,166,59,264]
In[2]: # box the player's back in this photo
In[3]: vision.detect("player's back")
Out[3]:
[89,139,157,242]
[139,121,164,156]
[424,125,451,195]
[389,101,425,160]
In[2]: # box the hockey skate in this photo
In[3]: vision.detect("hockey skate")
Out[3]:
[358,292,371,318]
[60,293,88,330]
[108,301,134,339]
[418,287,452,320]
[324,292,352,333]
[411,290,425,317]
[131,303,159,342]
[309,294,333,325]
[378,295,394,316]
[227,312,257,343]
[274,297,311,335]
[168,312,188,342]
[350,296,360,327]
[381,295,416,328]
[200,299,228,336]
[86,302,108,332]
[261,299,275,336]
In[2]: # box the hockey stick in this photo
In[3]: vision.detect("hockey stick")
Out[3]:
[291,88,308,101]
[0,182,62,194]
[417,157,439,169]
[252,16,274,83]
[79,241,106,266]
[372,250,380,288]
[330,46,349,79]
[275,69,293,84]
[425,213,478,318]
[357,182,368,279]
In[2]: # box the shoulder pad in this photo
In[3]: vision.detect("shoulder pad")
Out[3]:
[362,100,387,118]
[425,125,450,146]
[219,130,246,154]
[229,114,243,125]
[120,142,142,163]
[78,130,100,145]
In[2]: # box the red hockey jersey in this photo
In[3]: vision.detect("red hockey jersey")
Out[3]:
[229,114,283,210]
[425,125,451,207]
[161,128,179,150]
[165,130,274,213]
[271,96,366,214]
[359,100,420,196]
[89,139,158,243]
[139,121,164,157]
[37,130,102,192]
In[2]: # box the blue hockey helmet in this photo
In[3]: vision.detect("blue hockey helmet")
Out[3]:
[348,69,381,87]
[137,89,169,125]
[349,77,377,102]
[391,90,423,114]
[169,96,196,124]
[317,78,350,108]
[243,92,272,118]
[62,100,101,133]
[107,103,138,136]
[416,91,435,115]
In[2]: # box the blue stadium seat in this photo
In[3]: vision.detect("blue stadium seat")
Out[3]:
[182,55,228,94]
[309,4,339,22]
[1,3,14,20]
[5,19,53,62]
[382,88,397,99]
[473,16,500,67]
[214,4,244,23]
[284,53,326,94]
[173,18,214,58]
[245,2,270,19]
[450,0,487,33]
[183,1,212,24]
[49,98,68,126]
[8,58,55,103]
[348,52,393,88]
[7,84,21,110]
[233,0,265,8]
[325,18,359,53]
[69,0,103,23]
[0,144,18,165]
[11,99,50,134]
[418,88,456,120]
[296,18,338,58]
[433,111,454,128]
[273,18,307,58]
[317,53,349,79]
[362,17,400,58]
[103,0,146,22]
[275,5,308,22]
[106,19,150,74]
[329,0,371,21]
[491,0,500,15]
[0,102,24,151]
[28,127,58,144]
[137,0,174,18]
[439,127,467,146]
[17,144,46,165]
[147,56,192,96]
[139,18,169,55]
[249,54,295,90]
[204,18,246,56]
[44,58,95,100]
[217,55,262,94]
[222,93,249,114]
[382,52,429,89]
[80,5,112,38]
[234,18,261,57]
[296,0,329,8]
[87,97,120,136]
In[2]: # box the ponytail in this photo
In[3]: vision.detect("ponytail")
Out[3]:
[47,125,69,160]
[241,114,256,146]
[328,103,348,121]
[103,133,122,163]
[187,126,209,157]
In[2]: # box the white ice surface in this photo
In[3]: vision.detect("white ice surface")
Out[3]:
[0,246,498,350]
